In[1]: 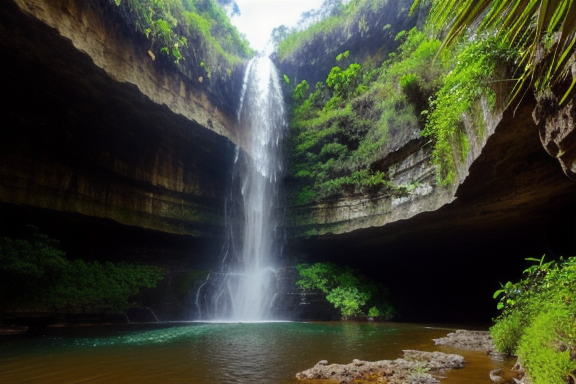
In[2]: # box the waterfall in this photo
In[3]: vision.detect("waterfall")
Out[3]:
[196,56,287,321]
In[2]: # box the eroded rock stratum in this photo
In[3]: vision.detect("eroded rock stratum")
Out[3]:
[0,0,243,237]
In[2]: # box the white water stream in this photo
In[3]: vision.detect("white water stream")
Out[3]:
[196,56,286,321]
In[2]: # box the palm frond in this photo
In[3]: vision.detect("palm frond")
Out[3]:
[412,0,576,104]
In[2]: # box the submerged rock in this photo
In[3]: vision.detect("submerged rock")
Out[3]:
[490,368,503,383]
[295,350,464,384]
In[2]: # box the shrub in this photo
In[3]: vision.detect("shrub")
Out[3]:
[490,256,576,384]
[517,304,576,384]
[0,227,164,314]
[490,310,526,355]
[296,262,395,320]
[326,63,363,99]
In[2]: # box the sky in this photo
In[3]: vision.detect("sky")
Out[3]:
[229,0,325,52]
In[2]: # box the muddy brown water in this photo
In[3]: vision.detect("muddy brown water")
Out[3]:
[0,321,514,384]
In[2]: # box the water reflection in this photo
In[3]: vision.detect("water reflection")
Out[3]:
[0,322,512,384]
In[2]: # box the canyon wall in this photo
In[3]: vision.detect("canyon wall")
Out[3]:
[287,95,575,242]
[0,0,243,238]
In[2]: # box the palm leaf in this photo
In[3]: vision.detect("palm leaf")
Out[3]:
[553,0,576,75]
[413,0,576,104]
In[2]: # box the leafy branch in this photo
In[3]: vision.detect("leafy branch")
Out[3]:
[113,0,187,63]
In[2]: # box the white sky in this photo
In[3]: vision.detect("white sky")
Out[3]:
[230,0,325,52]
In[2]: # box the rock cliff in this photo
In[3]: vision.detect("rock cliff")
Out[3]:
[274,0,425,90]
[288,95,575,241]
[0,0,242,238]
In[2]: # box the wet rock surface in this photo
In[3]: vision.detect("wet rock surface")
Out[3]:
[295,330,532,384]
[295,350,465,384]
[533,80,576,180]
[434,330,526,384]
[433,329,495,352]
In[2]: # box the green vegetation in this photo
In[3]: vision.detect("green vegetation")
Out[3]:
[285,0,576,193]
[286,29,444,204]
[490,256,576,384]
[413,0,576,105]
[0,227,164,314]
[285,21,519,196]
[113,0,188,63]
[296,262,395,320]
[422,36,515,184]
[409,0,576,183]
[110,0,252,81]
[276,0,391,61]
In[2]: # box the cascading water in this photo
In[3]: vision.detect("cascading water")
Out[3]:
[196,56,287,321]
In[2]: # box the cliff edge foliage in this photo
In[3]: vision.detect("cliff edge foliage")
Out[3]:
[282,0,576,201]
[109,0,252,106]
[276,0,410,60]
[283,27,513,205]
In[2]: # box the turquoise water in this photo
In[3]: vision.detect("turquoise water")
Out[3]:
[0,322,511,383]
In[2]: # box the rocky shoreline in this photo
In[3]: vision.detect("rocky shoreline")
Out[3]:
[432,329,495,352]
[433,330,527,383]
[295,350,465,384]
[296,329,525,384]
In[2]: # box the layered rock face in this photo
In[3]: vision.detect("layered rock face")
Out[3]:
[285,88,575,321]
[0,0,241,238]
[288,96,576,241]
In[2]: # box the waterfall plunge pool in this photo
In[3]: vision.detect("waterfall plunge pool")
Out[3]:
[0,321,513,383]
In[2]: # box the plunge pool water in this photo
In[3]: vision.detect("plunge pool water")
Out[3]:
[0,321,513,384]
